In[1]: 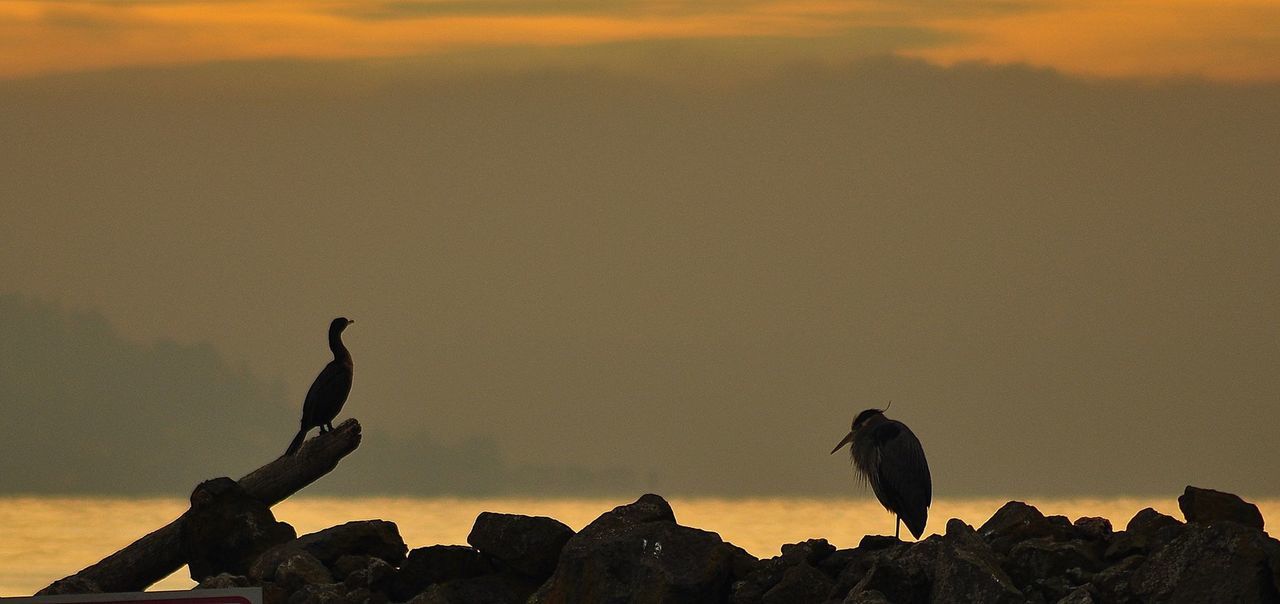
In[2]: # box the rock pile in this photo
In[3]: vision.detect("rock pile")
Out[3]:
[142,484,1280,603]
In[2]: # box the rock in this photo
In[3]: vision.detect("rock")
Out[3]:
[731,538,840,603]
[1178,486,1265,530]
[408,571,542,604]
[779,539,837,566]
[1089,554,1143,604]
[860,535,906,551]
[389,545,492,601]
[333,555,376,581]
[293,520,408,568]
[1057,586,1097,604]
[843,589,893,604]
[286,583,347,604]
[181,477,297,581]
[1131,521,1280,603]
[276,551,335,593]
[344,587,389,604]
[262,582,291,604]
[845,537,941,604]
[979,501,1056,555]
[837,520,1023,604]
[343,557,395,593]
[1126,508,1182,538]
[195,573,252,589]
[819,548,863,578]
[829,542,909,600]
[1104,508,1185,561]
[1006,537,1103,593]
[1074,517,1113,542]
[932,519,1025,604]
[530,494,749,603]
[466,512,574,579]
[1048,515,1078,539]
[760,562,832,604]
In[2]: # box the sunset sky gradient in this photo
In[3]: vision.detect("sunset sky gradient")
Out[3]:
[3,0,1279,80]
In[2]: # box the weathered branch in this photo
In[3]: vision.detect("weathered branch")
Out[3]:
[39,419,362,595]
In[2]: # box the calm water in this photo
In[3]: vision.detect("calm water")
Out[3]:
[2,496,1275,596]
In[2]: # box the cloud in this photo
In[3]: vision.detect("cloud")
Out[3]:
[1,0,1275,80]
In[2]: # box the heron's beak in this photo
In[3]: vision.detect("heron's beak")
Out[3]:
[830,431,854,455]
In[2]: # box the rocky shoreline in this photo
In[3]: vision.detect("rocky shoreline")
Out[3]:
[44,482,1279,603]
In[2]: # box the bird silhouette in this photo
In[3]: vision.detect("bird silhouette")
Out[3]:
[831,406,932,539]
[285,317,354,456]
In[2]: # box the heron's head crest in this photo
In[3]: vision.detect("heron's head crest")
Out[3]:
[851,407,885,431]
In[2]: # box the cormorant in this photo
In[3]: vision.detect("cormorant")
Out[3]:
[285,317,354,456]
[830,406,932,539]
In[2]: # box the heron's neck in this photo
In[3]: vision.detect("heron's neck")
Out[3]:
[329,329,350,361]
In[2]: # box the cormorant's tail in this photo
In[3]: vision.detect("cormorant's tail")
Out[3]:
[285,428,308,456]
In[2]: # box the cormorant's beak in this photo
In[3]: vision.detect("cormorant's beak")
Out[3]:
[347,319,355,325]
[830,431,854,455]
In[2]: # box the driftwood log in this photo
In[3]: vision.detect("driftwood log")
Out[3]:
[39,419,363,595]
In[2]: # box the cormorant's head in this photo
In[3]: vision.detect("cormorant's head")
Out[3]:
[330,317,354,333]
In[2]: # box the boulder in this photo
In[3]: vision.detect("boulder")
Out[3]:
[1104,508,1184,561]
[275,551,335,593]
[1127,508,1183,538]
[1088,554,1143,604]
[843,590,893,604]
[1006,537,1103,592]
[819,548,864,578]
[829,542,910,600]
[1178,486,1265,531]
[860,535,907,551]
[932,519,1024,604]
[530,494,751,604]
[979,501,1056,555]
[389,545,492,601]
[407,571,542,604]
[181,477,296,581]
[839,520,1024,604]
[261,582,291,604]
[760,562,832,604]
[342,556,395,593]
[286,583,347,604]
[343,587,388,604]
[466,512,574,579]
[1074,517,1113,542]
[1130,521,1280,603]
[779,539,837,566]
[195,573,252,589]
[292,520,408,567]
[1058,586,1098,604]
[333,555,377,581]
[730,538,839,604]
[844,537,940,604]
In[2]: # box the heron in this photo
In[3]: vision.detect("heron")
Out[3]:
[285,317,355,456]
[831,405,932,539]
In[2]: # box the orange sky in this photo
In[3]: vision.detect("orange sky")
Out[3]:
[2,0,1278,80]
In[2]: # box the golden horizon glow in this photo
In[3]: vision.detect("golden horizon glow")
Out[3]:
[1,0,1278,81]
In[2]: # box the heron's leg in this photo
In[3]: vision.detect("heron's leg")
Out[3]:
[895,516,901,539]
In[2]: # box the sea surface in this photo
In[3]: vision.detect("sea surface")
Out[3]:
[2,496,1276,596]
